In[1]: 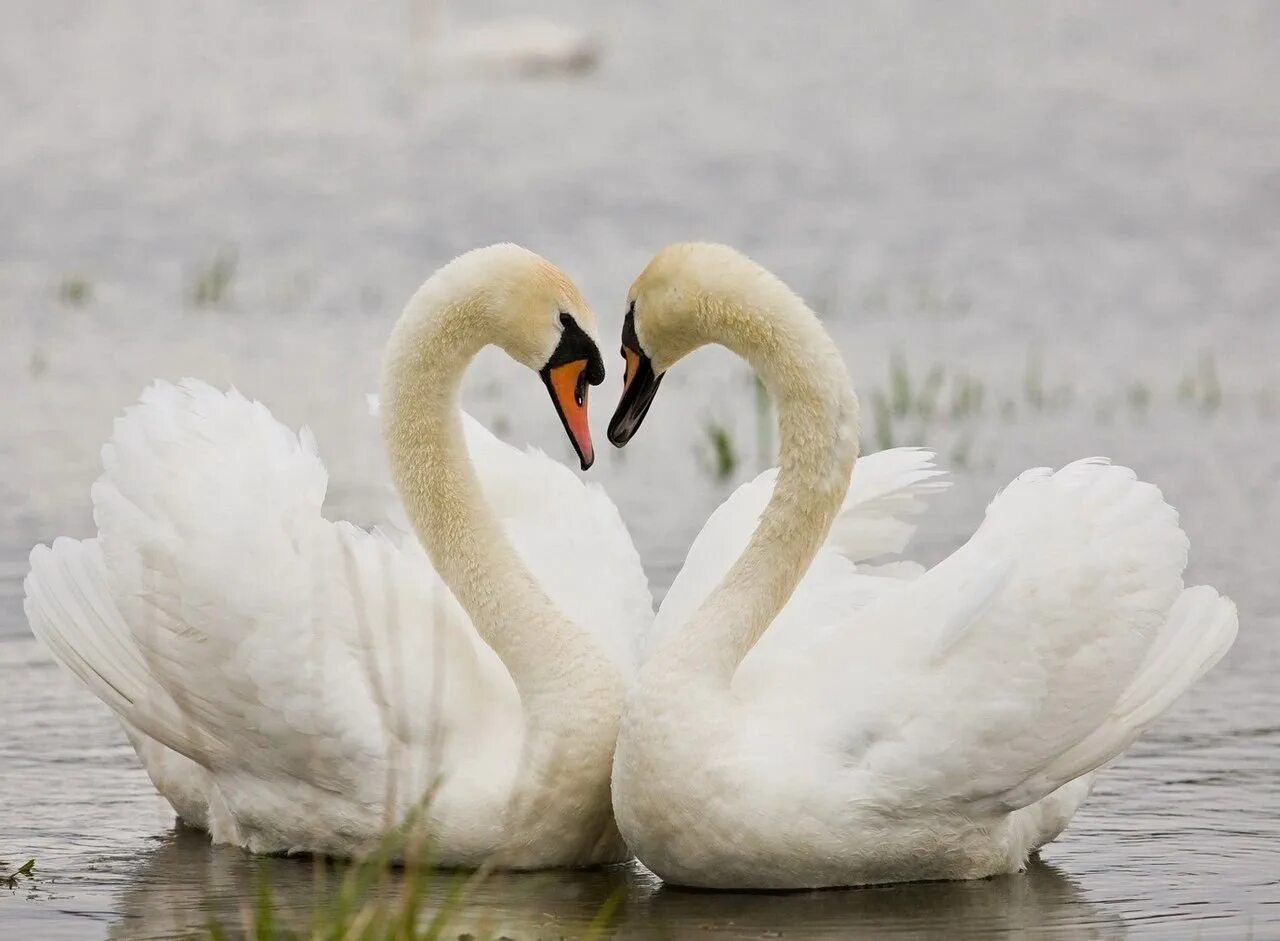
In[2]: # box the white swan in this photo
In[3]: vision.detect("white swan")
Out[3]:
[606,243,1238,890]
[412,0,599,78]
[24,244,653,868]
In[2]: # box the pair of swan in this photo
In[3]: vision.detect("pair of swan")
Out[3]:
[26,243,1237,889]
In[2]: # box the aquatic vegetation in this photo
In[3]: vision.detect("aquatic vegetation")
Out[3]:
[2,858,35,888]
[1177,352,1223,414]
[752,372,774,469]
[204,839,619,941]
[871,390,896,451]
[852,347,1254,467]
[57,275,92,306]
[865,354,988,453]
[1127,382,1151,413]
[698,420,739,482]
[202,770,613,939]
[191,248,238,308]
[1022,350,1073,412]
[889,352,913,417]
[949,374,985,420]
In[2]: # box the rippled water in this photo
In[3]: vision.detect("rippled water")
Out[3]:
[2,0,1278,936]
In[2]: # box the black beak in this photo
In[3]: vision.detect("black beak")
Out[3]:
[608,347,663,447]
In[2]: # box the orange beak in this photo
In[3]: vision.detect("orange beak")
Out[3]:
[622,347,641,394]
[608,343,663,448]
[543,359,595,470]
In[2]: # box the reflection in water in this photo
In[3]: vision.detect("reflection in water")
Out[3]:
[640,861,1125,939]
[106,829,1124,939]
[107,829,626,939]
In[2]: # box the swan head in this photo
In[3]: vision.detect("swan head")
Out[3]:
[404,244,606,468]
[609,243,764,447]
[480,245,606,469]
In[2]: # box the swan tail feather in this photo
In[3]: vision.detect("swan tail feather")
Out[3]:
[25,537,215,764]
[956,459,1230,810]
[1002,585,1237,809]
[837,459,1234,815]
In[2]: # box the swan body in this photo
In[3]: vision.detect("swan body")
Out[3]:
[412,1,598,78]
[437,19,598,77]
[608,243,1238,889]
[25,245,652,867]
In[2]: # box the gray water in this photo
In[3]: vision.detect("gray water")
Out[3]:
[2,0,1278,936]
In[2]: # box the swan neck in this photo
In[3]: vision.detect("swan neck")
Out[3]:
[676,285,859,683]
[379,290,616,712]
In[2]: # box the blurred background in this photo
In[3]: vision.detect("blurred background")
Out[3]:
[1,1,1277,937]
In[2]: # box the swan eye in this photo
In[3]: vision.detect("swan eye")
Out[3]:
[628,301,636,317]
[559,312,573,328]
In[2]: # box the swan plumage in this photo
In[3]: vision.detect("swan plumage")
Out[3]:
[648,447,948,674]
[26,246,652,866]
[608,243,1237,889]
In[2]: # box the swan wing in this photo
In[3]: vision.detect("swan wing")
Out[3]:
[649,448,947,658]
[786,459,1237,813]
[27,380,513,802]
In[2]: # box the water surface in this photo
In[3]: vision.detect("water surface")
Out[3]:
[2,0,1278,936]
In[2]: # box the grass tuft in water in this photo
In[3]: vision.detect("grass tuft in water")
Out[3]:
[948,374,985,421]
[1127,382,1151,413]
[871,391,895,451]
[205,847,619,941]
[2,858,35,888]
[201,799,511,940]
[1176,351,1224,413]
[1198,352,1222,413]
[57,275,92,306]
[1022,350,1073,412]
[752,373,774,469]
[191,248,238,308]
[889,352,913,418]
[698,421,739,483]
[867,354,991,453]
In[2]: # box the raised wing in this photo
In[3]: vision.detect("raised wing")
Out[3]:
[649,448,948,659]
[788,459,1237,813]
[31,381,515,803]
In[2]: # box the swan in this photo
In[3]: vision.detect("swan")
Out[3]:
[24,244,654,868]
[412,0,599,78]
[606,242,1238,890]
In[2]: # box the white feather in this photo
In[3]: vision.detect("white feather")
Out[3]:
[26,379,651,859]
[622,454,1236,889]
[649,447,948,660]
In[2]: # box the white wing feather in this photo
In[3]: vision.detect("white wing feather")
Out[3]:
[649,448,948,659]
[771,458,1236,813]
[26,379,652,834]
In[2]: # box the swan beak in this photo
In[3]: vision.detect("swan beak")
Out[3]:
[542,359,598,470]
[608,346,663,447]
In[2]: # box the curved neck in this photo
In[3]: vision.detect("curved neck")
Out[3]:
[379,287,616,716]
[658,279,860,686]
